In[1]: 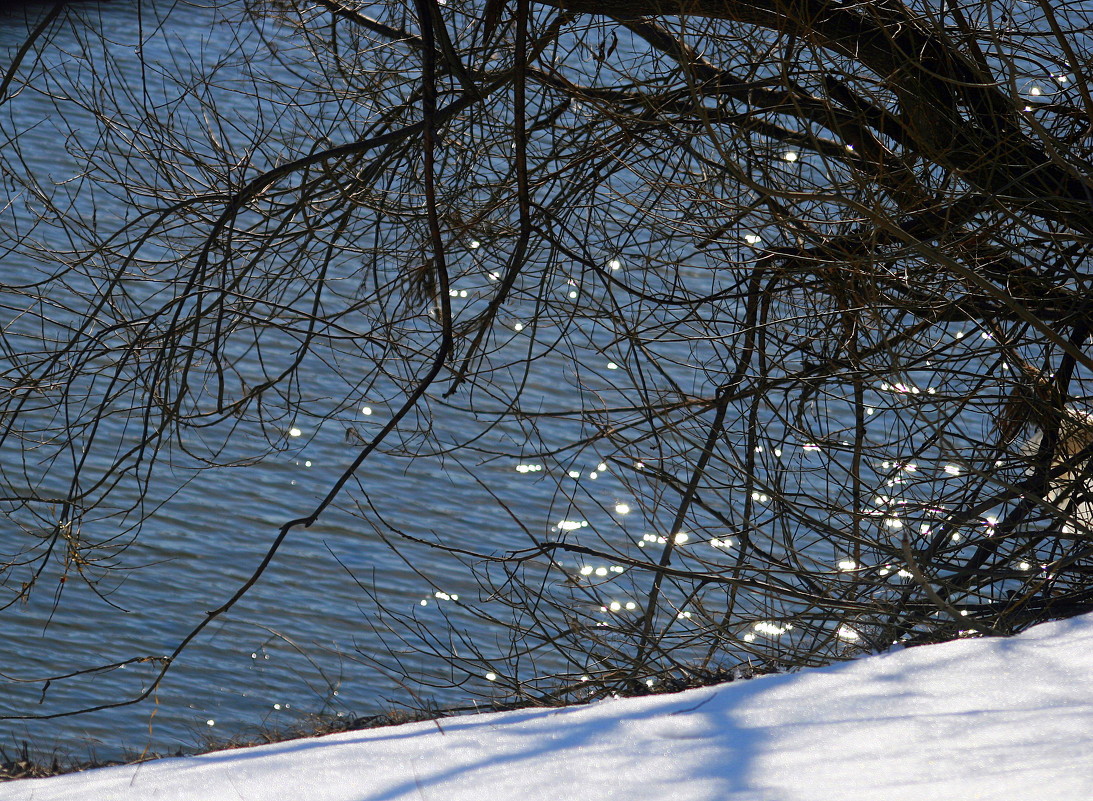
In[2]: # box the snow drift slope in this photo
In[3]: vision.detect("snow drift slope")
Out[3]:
[7,613,1093,800]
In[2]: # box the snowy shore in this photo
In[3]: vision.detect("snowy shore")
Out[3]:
[6,613,1093,800]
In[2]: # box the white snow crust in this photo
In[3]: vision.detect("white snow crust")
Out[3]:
[7,613,1093,800]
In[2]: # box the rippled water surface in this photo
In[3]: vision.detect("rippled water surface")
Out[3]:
[0,0,968,762]
[0,0,581,758]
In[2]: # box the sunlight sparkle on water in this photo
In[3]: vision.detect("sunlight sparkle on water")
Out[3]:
[744,234,762,245]
[880,381,919,394]
[557,519,587,531]
[608,259,622,270]
[838,559,858,571]
[289,427,302,437]
[754,621,790,636]
[837,625,861,642]
[514,322,524,331]
[615,503,631,514]
[360,406,372,415]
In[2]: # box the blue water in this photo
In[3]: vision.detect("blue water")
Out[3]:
[0,1,687,759]
[0,0,1018,763]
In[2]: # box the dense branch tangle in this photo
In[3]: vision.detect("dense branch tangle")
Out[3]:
[2,0,1093,718]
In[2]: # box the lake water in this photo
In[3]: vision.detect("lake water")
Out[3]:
[0,0,1030,765]
[0,0,731,760]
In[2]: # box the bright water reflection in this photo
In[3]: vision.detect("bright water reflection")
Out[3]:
[0,1,566,758]
[0,0,1053,763]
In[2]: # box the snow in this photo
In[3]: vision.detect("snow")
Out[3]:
[8,614,1093,800]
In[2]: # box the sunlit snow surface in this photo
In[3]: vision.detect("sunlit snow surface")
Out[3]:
[10,614,1093,800]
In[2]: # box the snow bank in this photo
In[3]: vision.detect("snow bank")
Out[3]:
[7,614,1093,800]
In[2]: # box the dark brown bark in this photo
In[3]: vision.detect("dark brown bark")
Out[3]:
[534,0,1093,234]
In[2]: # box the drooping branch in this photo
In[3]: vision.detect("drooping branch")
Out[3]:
[534,0,1093,234]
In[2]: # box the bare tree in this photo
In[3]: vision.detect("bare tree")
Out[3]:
[3,0,1093,722]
